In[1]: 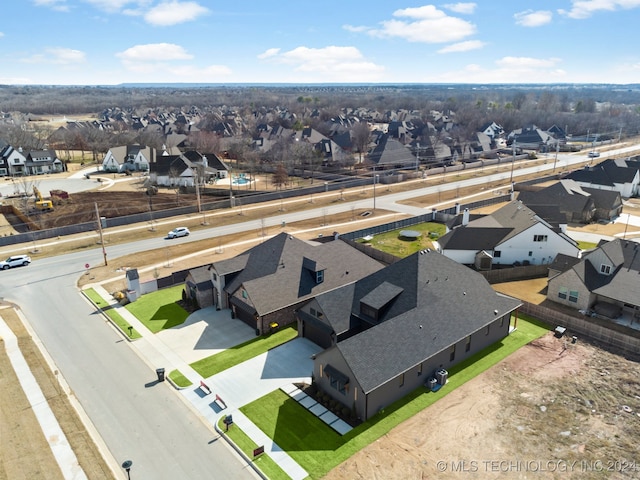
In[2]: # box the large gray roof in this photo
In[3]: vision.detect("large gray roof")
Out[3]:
[320,250,521,393]
[225,233,384,316]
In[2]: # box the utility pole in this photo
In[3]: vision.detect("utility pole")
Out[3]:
[553,141,560,172]
[95,202,107,266]
[510,141,516,184]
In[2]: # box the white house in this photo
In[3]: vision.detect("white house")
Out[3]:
[434,201,580,267]
[0,144,27,176]
[102,145,156,173]
[564,159,639,199]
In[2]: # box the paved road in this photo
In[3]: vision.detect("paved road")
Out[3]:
[2,142,639,479]
[0,259,258,480]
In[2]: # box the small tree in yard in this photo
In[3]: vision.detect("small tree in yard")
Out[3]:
[272,163,288,190]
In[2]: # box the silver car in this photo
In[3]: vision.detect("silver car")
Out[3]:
[0,254,31,269]
[167,227,190,239]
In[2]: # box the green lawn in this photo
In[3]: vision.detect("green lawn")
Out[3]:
[240,314,549,479]
[358,222,445,258]
[220,418,290,480]
[577,240,597,251]
[124,284,189,333]
[83,288,141,339]
[191,326,298,377]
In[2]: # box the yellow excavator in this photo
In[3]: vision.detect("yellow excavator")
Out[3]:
[33,187,54,211]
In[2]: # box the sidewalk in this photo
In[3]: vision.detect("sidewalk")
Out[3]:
[0,313,88,480]
[86,285,311,480]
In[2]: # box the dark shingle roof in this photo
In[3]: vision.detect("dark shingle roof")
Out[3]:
[319,250,521,393]
[437,227,513,250]
[225,233,383,316]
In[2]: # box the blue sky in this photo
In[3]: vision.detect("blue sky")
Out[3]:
[1,1,639,85]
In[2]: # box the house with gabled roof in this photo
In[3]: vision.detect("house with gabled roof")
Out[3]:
[517,180,597,223]
[148,151,218,187]
[547,239,640,323]
[102,144,157,173]
[25,149,63,175]
[300,249,521,421]
[191,233,384,334]
[564,159,639,198]
[368,134,418,169]
[0,142,27,176]
[434,201,580,267]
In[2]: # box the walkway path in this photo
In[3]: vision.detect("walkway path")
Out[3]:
[0,314,87,480]
[86,285,316,480]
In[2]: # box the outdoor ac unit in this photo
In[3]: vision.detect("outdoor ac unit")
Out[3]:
[426,377,437,391]
[436,369,448,385]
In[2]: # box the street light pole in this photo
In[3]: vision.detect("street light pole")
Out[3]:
[121,460,132,480]
[373,173,379,210]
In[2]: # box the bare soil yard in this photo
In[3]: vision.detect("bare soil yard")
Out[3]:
[323,332,640,480]
[0,307,114,480]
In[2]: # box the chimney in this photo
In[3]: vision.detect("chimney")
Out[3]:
[462,208,470,226]
[454,202,461,215]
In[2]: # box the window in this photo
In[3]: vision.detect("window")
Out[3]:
[569,291,579,303]
[485,325,490,336]
[500,316,504,328]
[493,250,501,258]
[399,373,404,387]
[465,335,471,352]
[316,270,324,284]
[310,308,316,316]
[534,235,548,242]
[449,344,456,362]
[558,287,568,300]
[241,289,247,299]
[417,363,423,376]
[528,251,533,257]
[600,264,611,274]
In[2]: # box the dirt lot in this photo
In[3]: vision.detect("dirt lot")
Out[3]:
[0,307,114,480]
[324,332,640,480]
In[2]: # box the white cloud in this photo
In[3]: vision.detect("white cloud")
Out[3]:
[115,43,230,79]
[369,5,476,43]
[34,0,70,12]
[558,0,640,19]
[514,10,553,27]
[0,32,4,38]
[496,56,561,69]
[443,3,477,14]
[116,43,193,62]
[343,24,369,33]
[437,40,486,53]
[430,60,567,83]
[144,1,209,26]
[258,45,385,81]
[257,48,280,59]
[21,47,86,65]
[83,0,140,13]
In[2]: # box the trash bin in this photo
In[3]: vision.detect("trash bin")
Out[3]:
[156,368,165,382]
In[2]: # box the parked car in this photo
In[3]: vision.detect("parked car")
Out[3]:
[0,254,31,269]
[167,227,190,239]
[588,151,600,158]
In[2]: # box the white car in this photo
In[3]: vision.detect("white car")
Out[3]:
[167,227,190,239]
[588,151,600,158]
[0,254,31,269]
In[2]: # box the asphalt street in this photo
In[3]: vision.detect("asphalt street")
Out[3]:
[2,143,639,479]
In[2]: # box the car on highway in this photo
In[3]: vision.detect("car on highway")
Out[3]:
[0,254,31,269]
[588,151,600,158]
[167,227,190,239]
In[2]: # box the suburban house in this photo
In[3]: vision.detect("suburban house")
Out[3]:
[185,233,384,334]
[368,134,420,169]
[102,144,157,173]
[547,239,640,323]
[148,151,224,187]
[24,149,64,175]
[300,249,522,421]
[434,201,580,268]
[0,142,27,176]
[517,179,622,223]
[564,159,640,198]
[507,125,559,152]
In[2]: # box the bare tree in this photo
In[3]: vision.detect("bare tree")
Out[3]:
[351,121,370,166]
[272,163,288,190]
